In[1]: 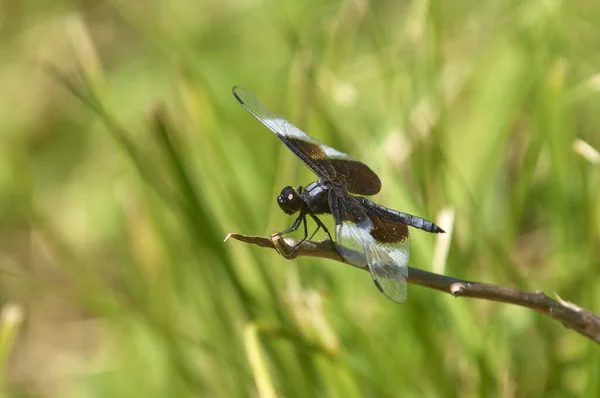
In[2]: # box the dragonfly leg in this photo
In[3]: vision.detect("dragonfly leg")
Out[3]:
[279,211,305,236]
[291,216,310,251]
[309,214,334,243]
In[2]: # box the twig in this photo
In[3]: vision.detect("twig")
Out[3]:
[225,233,600,345]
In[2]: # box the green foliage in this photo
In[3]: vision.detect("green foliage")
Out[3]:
[0,0,599,396]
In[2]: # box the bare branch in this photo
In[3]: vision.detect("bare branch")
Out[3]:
[225,233,600,345]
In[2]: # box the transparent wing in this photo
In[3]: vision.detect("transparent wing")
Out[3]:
[329,191,410,303]
[232,86,381,195]
[364,236,409,303]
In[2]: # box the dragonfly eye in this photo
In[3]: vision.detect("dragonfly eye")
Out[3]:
[277,186,302,215]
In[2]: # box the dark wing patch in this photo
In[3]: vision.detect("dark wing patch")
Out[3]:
[329,159,381,195]
[370,216,409,244]
[329,190,410,303]
[233,86,381,195]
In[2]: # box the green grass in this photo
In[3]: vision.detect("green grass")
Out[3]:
[1,0,599,396]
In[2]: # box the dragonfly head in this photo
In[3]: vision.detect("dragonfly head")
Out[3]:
[277,186,302,215]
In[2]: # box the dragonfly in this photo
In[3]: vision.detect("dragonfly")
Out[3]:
[232,87,444,302]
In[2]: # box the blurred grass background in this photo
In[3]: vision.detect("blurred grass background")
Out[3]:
[1,0,599,396]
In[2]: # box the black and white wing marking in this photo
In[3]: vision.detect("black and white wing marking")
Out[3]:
[328,190,410,303]
[232,86,381,195]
